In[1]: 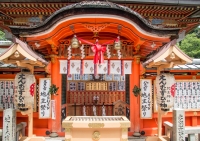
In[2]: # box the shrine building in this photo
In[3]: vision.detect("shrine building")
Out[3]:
[0,0,200,139]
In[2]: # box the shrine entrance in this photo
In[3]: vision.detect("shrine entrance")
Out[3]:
[9,1,179,136]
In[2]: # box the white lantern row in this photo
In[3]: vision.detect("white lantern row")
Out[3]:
[59,60,132,75]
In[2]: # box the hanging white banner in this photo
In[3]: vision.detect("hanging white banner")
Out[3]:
[83,60,94,74]
[110,60,121,74]
[97,60,108,74]
[39,78,51,119]
[51,100,56,119]
[124,61,132,74]
[140,79,152,119]
[70,60,81,74]
[60,60,132,74]
[59,60,67,74]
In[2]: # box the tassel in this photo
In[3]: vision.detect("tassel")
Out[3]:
[67,60,70,76]
[94,64,97,76]
[67,45,72,60]
[81,60,84,75]
[121,60,124,76]
[108,60,110,75]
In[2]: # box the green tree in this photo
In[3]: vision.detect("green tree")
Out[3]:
[0,30,6,40]
[179,32,200,58]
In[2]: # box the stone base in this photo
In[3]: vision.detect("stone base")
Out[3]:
[22,136,45,141]
[49,132,58,138]
[133,132,141,137]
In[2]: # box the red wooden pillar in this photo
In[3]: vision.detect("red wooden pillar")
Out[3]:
[49,58,62,136]
[129,56,141,136]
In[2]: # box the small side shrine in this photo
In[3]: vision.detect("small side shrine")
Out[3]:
[0,37,48,74]
[0,37,48,141]
[143,39,192,74]
[143,39,192,141]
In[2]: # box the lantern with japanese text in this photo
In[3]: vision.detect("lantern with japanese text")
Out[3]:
[156,73,176,111]
[14,72,36,111]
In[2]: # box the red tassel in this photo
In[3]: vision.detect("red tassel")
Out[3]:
[67,60,70,76]
[108,60,110,75]
[81,60,84,75]
[121,60,124,76]
[94,64,97,76]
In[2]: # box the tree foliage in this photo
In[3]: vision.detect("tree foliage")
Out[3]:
[179,27,200,58]
[0,30,6,40]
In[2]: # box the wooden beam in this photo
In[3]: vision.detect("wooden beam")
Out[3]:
[16,61,34,74]
[157,62,174,74]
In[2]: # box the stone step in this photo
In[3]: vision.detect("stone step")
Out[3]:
[128,136,146,141]
[19,136,146,141]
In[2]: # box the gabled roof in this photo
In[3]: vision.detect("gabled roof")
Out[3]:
[143,39,192,68]
[0,37,48,66]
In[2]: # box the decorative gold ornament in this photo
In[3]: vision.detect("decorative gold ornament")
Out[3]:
[71,35,80,48]
[65,128,71,133]
[65,138,71,141]
[92,131,100,141]
[121,138,128,141]
[114,36,122,50]
[122,128,128,133]
[120,123,130,128]
[63,123,73,128]
[192,76,196,80]
[134,56,140,64]
[88,123,104,128]
[14,51,20,58]
[83,22,110,33]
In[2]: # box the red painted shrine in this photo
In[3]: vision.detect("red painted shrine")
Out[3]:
[0,0,200,139]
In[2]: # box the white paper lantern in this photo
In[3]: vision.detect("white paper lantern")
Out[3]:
[156,73,176,111]
[14,72,36,111]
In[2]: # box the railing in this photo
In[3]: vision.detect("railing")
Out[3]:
[164,121,200,141]
[0,40,12,46]
[16,122,27,141]
[0,122,27,141]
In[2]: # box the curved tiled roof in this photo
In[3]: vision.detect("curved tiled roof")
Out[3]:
[143,39,192,67]
[10,1,179,37]
[0,37,48,65]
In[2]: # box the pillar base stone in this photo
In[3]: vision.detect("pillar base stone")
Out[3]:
[49,132,58,138]
[133,132,141,137]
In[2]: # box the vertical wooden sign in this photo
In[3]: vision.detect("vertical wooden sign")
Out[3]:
[173,109,185,141]
[39,78,51,119]
[0,80,15,110]
[51,100,56,119]
[3,108,16,141]
[140,79,152,119]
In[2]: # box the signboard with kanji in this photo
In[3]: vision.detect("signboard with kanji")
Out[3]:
[140,79,152,119]
[39,78,51,119]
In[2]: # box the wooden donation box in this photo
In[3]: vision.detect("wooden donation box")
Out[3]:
[62,116,130,141]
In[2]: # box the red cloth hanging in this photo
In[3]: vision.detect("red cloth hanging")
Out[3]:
[78,38,115,64]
